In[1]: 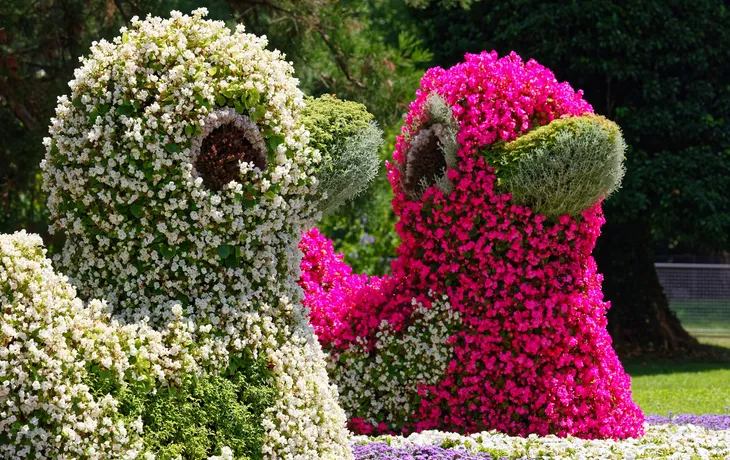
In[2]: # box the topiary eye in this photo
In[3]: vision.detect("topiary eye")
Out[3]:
[484,114,626,218]
[401,94,459,200]
[191,109,268,191]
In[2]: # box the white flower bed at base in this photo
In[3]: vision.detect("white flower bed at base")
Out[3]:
[353,423,730,459]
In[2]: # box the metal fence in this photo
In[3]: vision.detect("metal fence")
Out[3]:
[655,262,730,335]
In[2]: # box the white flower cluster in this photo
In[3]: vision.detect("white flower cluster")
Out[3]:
[354,423,730,459]
[263,307,352,459]
[23,8,350,459]
[1,231,190,458]
[330,295,460,431]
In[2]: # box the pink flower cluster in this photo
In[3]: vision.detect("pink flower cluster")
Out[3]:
[300,51,644,439]
[300,228,387,349]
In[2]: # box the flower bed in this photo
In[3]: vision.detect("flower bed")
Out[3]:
[351,416,730,459]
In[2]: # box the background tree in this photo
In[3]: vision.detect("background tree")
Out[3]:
[410,0,730,353]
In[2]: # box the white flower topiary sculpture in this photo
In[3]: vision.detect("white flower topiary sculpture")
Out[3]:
[0,8,382,459]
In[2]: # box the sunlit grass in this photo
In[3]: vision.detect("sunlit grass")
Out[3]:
[625,336,730,415]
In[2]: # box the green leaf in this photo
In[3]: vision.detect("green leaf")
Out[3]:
[160,245,176,259]
[130,204,144,219]
[116,103,135,117]
[207,67,217,76]
[165,143,181,153]
[225,253,240,268]
[267,135,285,157]
[249,106,263,121]
[99,369,112,381]
[246,90,260,106]
[217,244,231,259]
[184,124,194,136]
[215,94,227,106]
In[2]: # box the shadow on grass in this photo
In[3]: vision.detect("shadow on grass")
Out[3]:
[621,340,730,377]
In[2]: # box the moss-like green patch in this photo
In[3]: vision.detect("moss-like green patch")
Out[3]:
[300,94,374,157]
[301,94,382,215]
[482,114,626,218]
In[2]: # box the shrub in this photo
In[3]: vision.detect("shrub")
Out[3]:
[300,95,383,216]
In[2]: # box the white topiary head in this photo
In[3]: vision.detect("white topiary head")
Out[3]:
[42,9,319,326]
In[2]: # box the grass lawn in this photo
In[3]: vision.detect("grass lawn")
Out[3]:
[625,337,730,415]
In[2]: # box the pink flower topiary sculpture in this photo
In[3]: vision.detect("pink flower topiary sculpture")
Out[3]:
[299,51,644,440]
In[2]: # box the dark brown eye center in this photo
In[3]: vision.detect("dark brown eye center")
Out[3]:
[195,123,267,191]
[403,123,447,198]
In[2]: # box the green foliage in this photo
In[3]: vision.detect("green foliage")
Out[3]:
[103,353,276,459]
[404,0,478,9]
[484,115,626,218]
[301,95,383,215]
[301,95,374,154]
[317,124,402,275]
[231,1,432,126]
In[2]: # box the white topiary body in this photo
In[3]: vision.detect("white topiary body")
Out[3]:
[1,9,352,459]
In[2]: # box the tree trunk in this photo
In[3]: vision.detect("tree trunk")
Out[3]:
[594,215,698,355]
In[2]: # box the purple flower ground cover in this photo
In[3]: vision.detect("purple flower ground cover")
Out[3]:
[645,413,730,430]
[352,443,501,459]
[351,415,730,459]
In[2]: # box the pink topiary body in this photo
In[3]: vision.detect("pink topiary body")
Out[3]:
[299,51,644,439]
